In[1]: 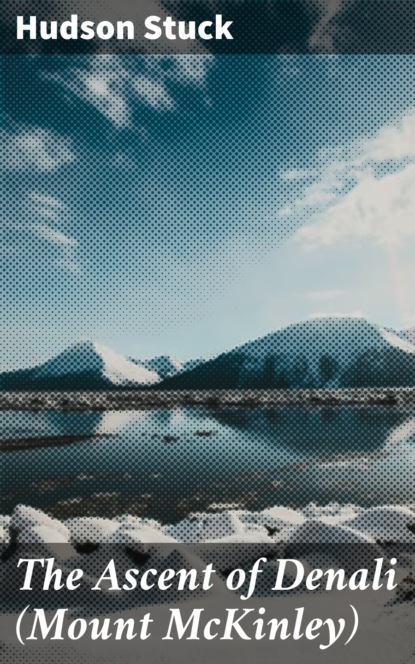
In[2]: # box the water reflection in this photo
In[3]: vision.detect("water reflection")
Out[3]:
[209,406,405,454]
[0,406,414,522]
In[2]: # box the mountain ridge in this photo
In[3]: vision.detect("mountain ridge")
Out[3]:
[159,316,415,390]
[0,341,159,390]
[129,354,205,380]
[2,316,415,390]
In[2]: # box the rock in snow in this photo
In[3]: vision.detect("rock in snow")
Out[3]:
[163,512,244,543]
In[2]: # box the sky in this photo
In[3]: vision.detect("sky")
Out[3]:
[2,53,415,370]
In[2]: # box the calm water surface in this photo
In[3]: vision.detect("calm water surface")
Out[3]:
[1,406,414,522]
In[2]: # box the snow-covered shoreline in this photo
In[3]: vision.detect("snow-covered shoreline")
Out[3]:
[1,388,415,418]
[1,504,414,664]
[2,502,415,547]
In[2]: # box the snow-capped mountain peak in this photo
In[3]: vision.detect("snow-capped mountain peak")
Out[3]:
[160,315,415,390]
[378,327,415,354]
[3,341,160,389]
[93,343,159,386]
[2,316,415,391]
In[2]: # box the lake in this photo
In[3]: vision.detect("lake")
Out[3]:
[1,405,414,523]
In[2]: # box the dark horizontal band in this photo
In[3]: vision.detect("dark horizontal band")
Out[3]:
[1,1,415,55]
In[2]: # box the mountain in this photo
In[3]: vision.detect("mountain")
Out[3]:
[402,328,415,345]
[142,355,184,380]
[160,317,415,390]
[131,355,205,380]
[131,354,185,381]
[2,317,415,391]
[0,341,159,390]
[182,358,206,372]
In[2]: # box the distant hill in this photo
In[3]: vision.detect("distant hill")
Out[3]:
[130,355,205,381]
[402,328,415,345]
[0,341,159,390]
[2,317,415,390]
[160,317,415,390]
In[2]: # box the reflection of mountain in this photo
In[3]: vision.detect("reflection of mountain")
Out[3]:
[161,317,415,390]
[13,406,414,455]
[46,411,103,436]
[47,410,154,437]
[0,341,159,390]
[3,406,414,522]
[208,406,406,454]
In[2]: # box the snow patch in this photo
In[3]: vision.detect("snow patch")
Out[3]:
[94,343,158,385]
[379,328,415,354]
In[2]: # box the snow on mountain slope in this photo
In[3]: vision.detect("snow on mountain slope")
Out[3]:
[240,316,403,360]
[379,327,415,354]
[2,317,415,391]
[0,341,159,389]
[35,341,159,386]
[401,327,415,345]
[161,316,415,389]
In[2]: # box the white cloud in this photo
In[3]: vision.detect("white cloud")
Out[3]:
[359,112,415,162]
[278,205,294,218]
[295,180,340,207]
[1,192,83,275]
[29,193,64,208]
[132,75,175,111]
[75,59,130,128]
[168,54,215,85]
[297,166,415,248]
[32,224,77,247]
[308,0,346,53]
[29,193,79,253]
[279,106,415,250]
[283,108,415,209]
[320,110,415,167]
[1,128,74,172]
[45,54,214,128]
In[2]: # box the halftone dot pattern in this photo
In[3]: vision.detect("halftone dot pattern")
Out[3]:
[1,11,415,664]
[1,46,415,552]
[2,53,415,357]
